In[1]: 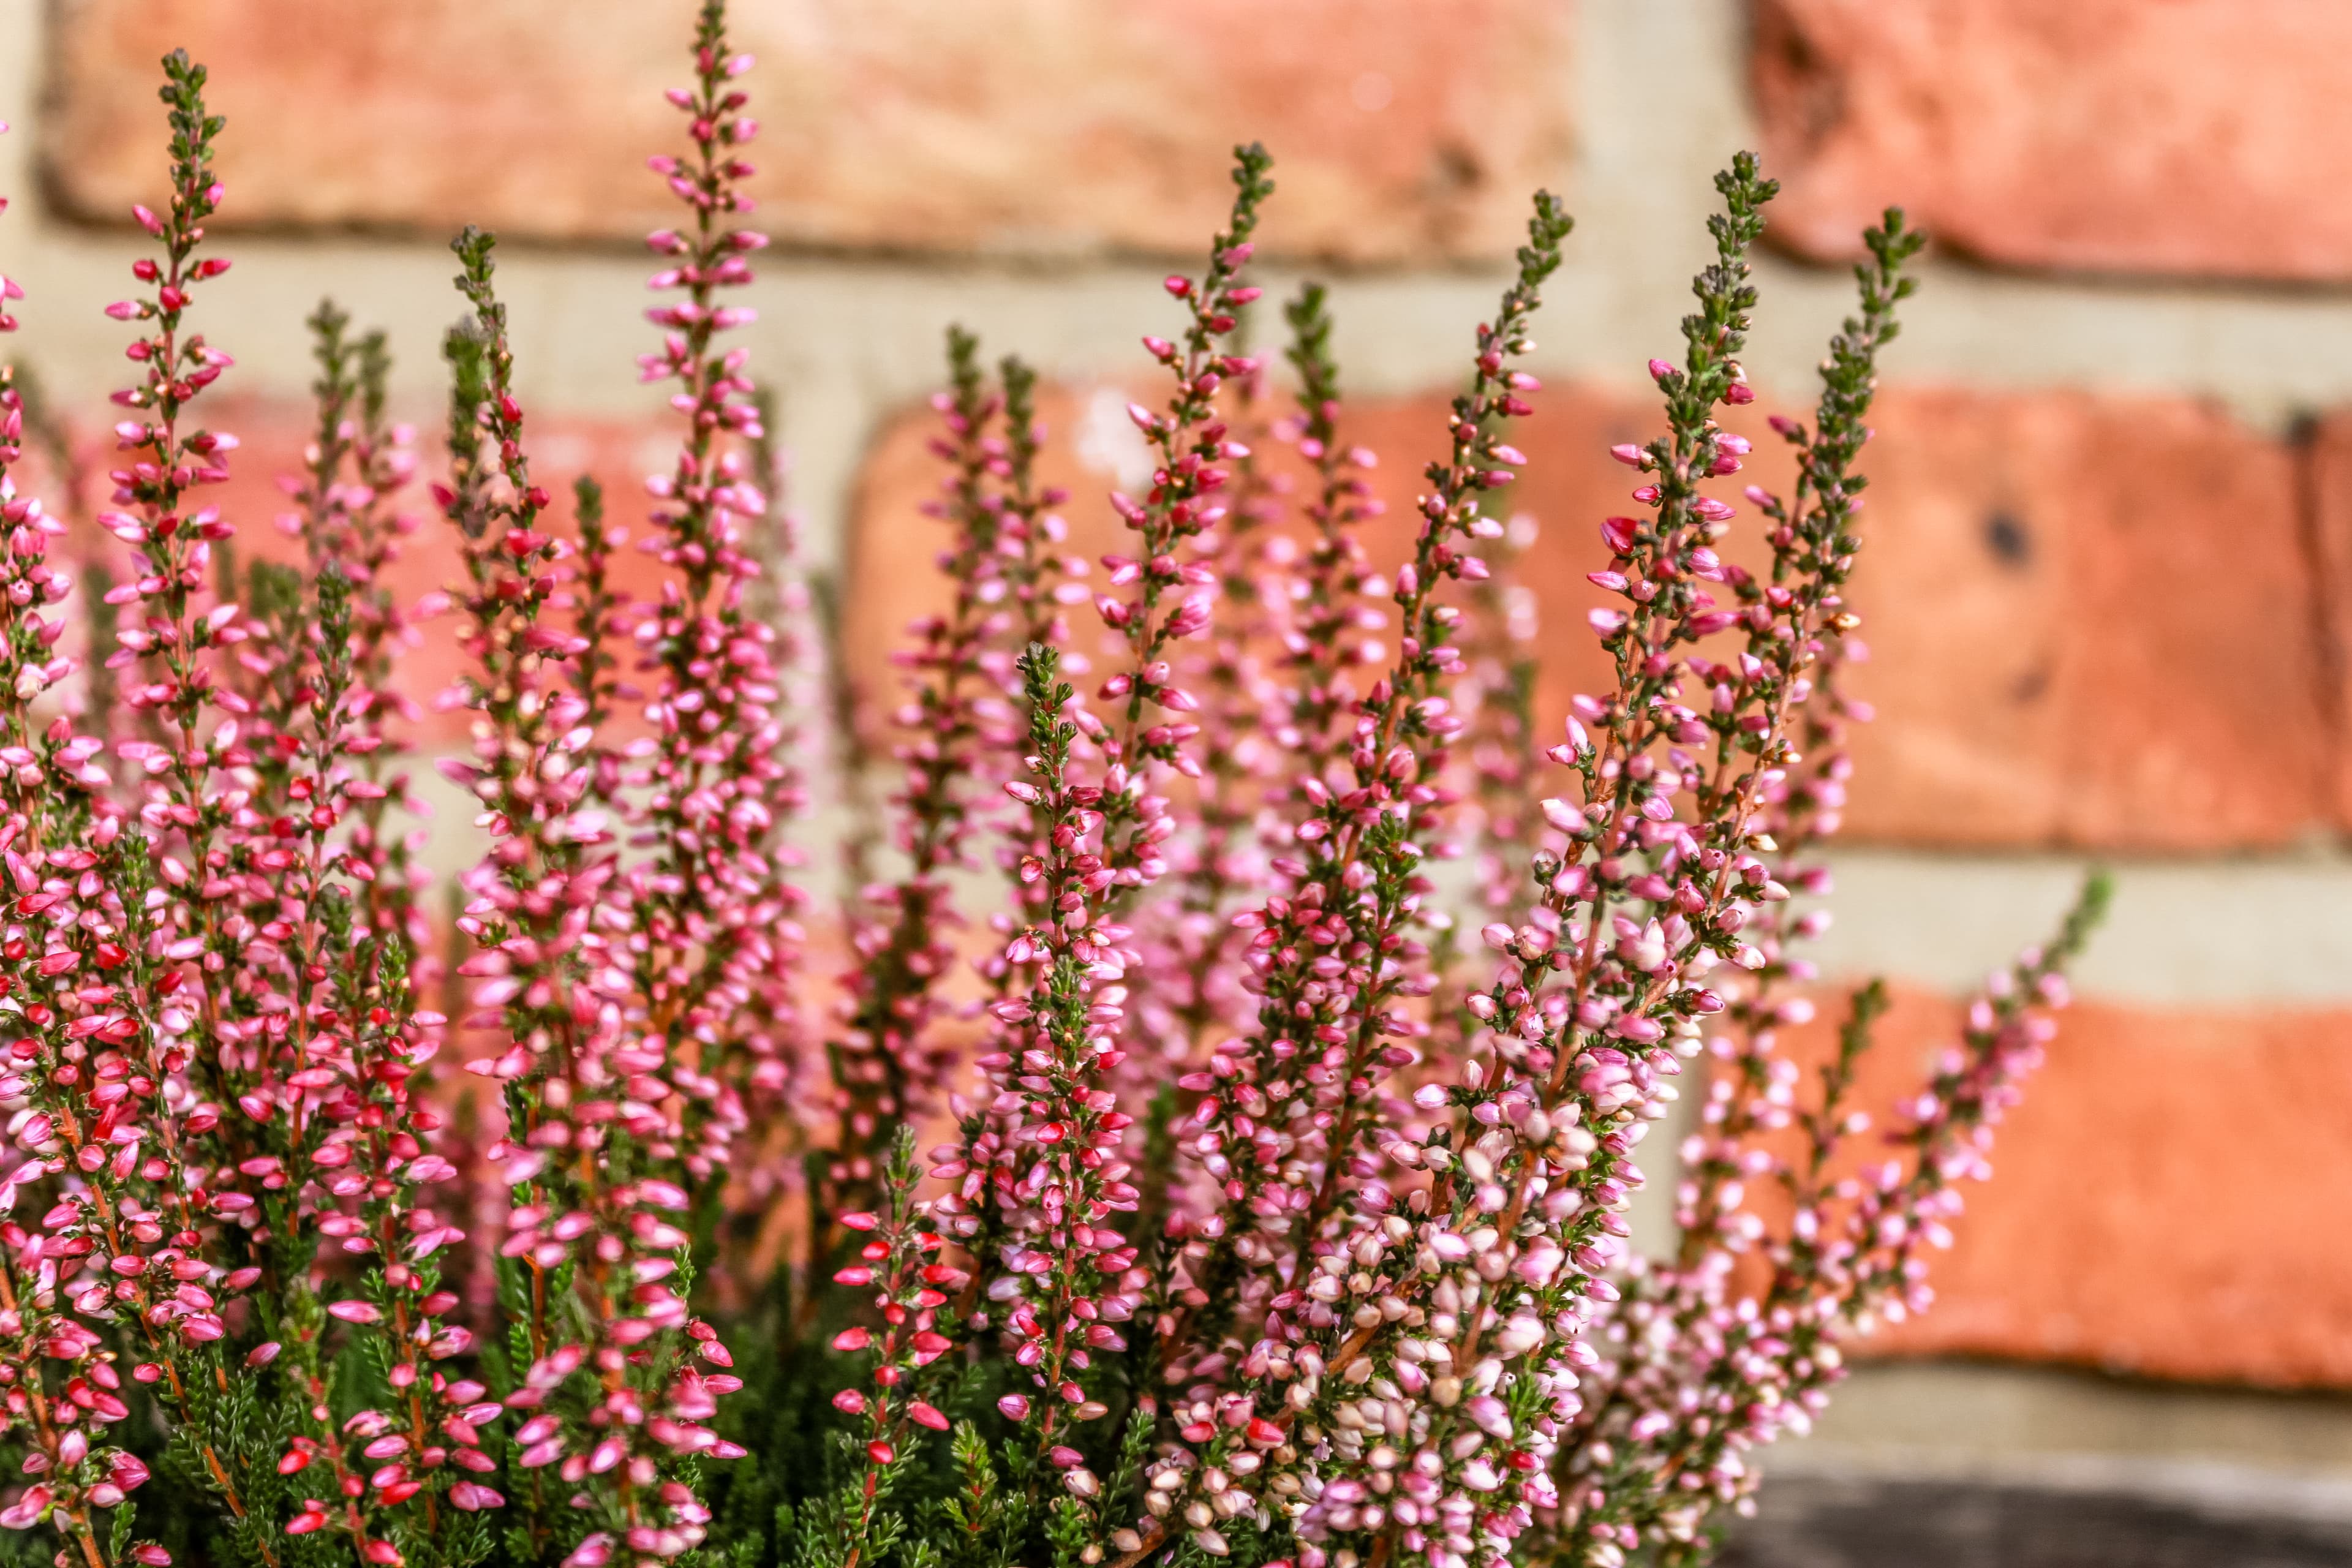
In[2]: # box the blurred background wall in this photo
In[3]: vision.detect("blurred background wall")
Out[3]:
[5,0,2352,1529]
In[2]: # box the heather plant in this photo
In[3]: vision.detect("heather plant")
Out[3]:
[0,7,2106,1568]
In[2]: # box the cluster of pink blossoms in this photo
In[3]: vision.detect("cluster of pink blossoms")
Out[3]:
[0,8,2103,1568]
[813,151,2100,1568]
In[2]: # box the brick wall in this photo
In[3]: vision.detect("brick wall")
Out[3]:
[7,0,2351,1496]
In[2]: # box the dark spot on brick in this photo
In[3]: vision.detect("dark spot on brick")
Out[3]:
[1753,0,1849,157]
[1985,511,2032,567]
[1430,141,1484,194]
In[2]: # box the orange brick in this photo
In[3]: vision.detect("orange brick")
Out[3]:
[846,379,2334,850]
[1831,387,2329,850]
[37,397,679,749]
[45,0,1573,263]
[2301,415,2352,834]
[1752,0,2352,281]
[1781,989,2352,1390]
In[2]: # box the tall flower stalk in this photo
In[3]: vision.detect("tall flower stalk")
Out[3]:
[820,328,1012,1229]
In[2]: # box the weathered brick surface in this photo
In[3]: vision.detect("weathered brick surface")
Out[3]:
[44,0,1573,262]
[1833,387,2329,850]
[846,380,2337,850]
[1751,0,2352,281]
[838,381,1622,756]
[34,399,674,748]
[2303,415,2352,834]
[1797,989,2352,1389]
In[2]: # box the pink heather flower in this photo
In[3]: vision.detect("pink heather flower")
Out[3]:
[0,25,2097,1568]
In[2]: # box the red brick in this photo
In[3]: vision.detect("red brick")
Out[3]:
[847,380,2333,850]
[1752,0,2352,281]
[837,382,1619,755]
[1832,387,2329,850]
[36,398,674,749]
[2303,415,2352,834]
[1782,989,2352,1390]
[45,0,1573,263]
